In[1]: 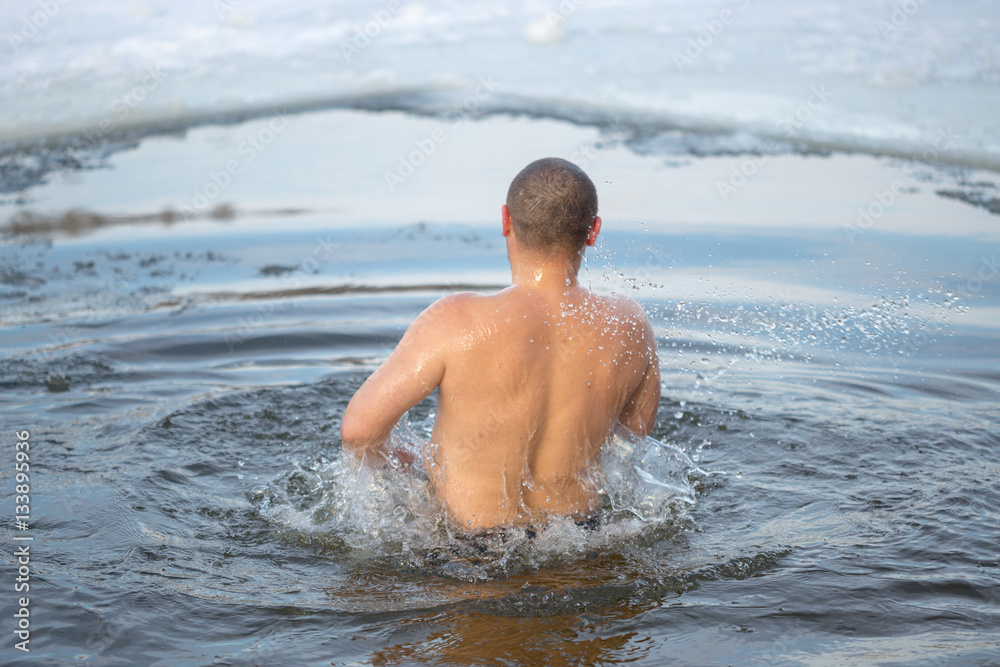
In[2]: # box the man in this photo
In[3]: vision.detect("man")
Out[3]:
[341,157,660,532]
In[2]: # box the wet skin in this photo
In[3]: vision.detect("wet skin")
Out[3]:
[341,207,660,531]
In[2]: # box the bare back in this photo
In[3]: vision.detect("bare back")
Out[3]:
[340,159,661,532]
[428,285,659,530]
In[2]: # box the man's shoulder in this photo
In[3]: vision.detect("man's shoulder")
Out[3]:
[413,291,485,332]
[589,290,647,319]
[426,290,485,315]
[587,291,654,345]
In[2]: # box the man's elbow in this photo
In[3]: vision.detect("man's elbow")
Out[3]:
[639,407,657,436]
[618,380,660,437]
[622,414,655,438]
[340,411,377,454]
[617,408,653,438]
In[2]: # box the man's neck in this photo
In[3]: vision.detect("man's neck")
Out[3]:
[509,250,584,292]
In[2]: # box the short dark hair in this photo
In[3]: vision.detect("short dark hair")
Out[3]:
[506,157,598,254]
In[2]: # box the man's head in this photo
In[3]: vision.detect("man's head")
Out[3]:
[504,157,599,256]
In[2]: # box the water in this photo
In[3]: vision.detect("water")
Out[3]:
[3,0,1000,197]
[2,1,1000,664]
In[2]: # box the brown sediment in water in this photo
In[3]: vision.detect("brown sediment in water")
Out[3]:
[2,204,308,238]
[210,283,508,302]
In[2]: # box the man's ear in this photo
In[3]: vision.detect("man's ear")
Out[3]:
[502,204,513,237]
[585,216,602,246]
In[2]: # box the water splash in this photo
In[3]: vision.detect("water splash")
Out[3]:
[252,424,701,582]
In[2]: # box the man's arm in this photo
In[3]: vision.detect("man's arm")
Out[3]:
[340,296,455,465]
[617,311,661,436]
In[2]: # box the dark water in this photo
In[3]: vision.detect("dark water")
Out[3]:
[2,115,1000,665]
